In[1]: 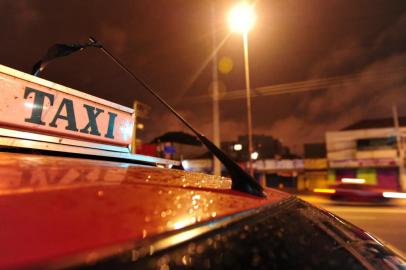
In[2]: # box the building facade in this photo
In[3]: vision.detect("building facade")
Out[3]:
[326,118,406,191]
[222,134,292,161]
[303,143,328,190]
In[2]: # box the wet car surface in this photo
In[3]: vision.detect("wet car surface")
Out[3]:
[1,152,406,269]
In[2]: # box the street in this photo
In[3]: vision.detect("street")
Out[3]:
[300,195,406,255]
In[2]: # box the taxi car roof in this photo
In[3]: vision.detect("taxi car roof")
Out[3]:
[0,152,291,269]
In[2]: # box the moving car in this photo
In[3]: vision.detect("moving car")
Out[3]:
[1,65,405,269]
[314,178,405,203]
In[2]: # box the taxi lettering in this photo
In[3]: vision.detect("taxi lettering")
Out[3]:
[23,87,117,139]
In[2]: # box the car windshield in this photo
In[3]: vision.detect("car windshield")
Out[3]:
[83,198,372,270]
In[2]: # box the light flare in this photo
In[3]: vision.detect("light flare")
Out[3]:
[251,151,259,160]
[218,56,233,74]
[228,2,256,33]
[119,120,134,141]
[136,123,144,130]
[24,102,35,109]
[233,144,242,151]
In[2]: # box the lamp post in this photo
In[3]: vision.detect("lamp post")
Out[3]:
[228,1,256,176]
[211,3,221,176]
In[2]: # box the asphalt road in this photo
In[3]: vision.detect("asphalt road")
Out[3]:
[300,195,406,255]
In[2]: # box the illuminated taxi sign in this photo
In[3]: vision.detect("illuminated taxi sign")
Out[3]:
[0,64,134,146]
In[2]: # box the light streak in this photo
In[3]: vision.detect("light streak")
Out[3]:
[382,192,406,199]
[314,188,336,194]
[342,178,365,184]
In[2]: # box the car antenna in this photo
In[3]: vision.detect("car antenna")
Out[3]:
[88,36,265,198]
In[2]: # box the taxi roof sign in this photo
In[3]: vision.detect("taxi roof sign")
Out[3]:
[0,64,179,167]
[0,64,134,147]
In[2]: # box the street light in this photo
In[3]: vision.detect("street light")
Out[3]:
[228,2,256,33]
[228,1,256,176]
[251,151,259,160]
[233,143,243,151]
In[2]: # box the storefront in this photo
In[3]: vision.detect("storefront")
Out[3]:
[303,158,328,189]
[328,158,399,189]
[254,159,304,189]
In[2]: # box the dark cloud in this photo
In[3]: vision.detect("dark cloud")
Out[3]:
[263,12,406,150]
[0,1,39,31]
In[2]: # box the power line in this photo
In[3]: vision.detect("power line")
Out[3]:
[185,65,406,103]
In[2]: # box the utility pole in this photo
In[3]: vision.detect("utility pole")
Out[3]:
[392,104,405,191]
[211,3,221,176]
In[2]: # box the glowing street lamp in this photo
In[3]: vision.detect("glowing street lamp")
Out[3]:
[228,2,256,34]
[228,1,256,176]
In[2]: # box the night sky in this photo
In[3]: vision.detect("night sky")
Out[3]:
[1,0,406,153]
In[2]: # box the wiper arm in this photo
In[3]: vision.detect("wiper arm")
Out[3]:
[88,37,265,198]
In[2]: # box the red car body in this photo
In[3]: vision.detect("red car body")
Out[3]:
[0,152,290,269]
[329,183,390,202]
[1,152,406,269]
